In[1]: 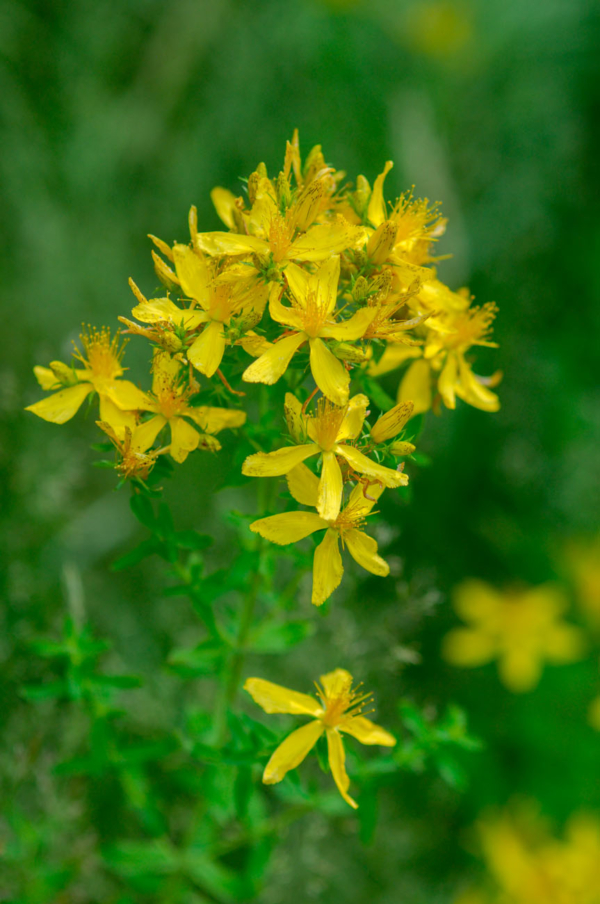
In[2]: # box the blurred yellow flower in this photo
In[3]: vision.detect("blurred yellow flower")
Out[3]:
[457,805,600,904]
[565,535,600,626]
[244,668,395,808]
[442,580,585,692]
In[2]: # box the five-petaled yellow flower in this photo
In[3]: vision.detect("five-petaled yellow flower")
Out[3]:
[26,327,147,435]
[242,393,406,521]
[443,579,585,693]
[242,256,377,405]
[137,352,246,463]
[250,464,390,605]
[244,668,396,808]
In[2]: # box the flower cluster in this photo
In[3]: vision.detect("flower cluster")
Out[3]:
[26,132,501,610]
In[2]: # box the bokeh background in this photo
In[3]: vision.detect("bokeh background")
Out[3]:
[2,0,600,901]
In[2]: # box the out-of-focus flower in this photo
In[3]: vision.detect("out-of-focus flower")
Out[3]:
[443,580,585,692]
[565,536,600,627]
[456,804,600,904]
[244,667,395,808]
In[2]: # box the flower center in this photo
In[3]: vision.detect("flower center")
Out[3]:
[76,327,125,385]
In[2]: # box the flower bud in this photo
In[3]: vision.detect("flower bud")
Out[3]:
[291,179,326,232]
[152,251,180,291]
[354,175,371,218]
[333,342,368,363]
[352,275,369,303]
[50,361,76,385]
[370,400,414,443]
[276,172,292,210]
[389,440,416,456]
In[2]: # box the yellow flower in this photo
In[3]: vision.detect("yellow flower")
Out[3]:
[25,327,147,435]
[138,352,246,463]
[130,246,269,378]
[244,668,396,808]
[242,256,377,405]
[250,466,390,606]
[97,420,162,481]
[564,535,600,626]
[458,805,600,904]
[442,580,585,693]
[242,394,406,521]
[370,400,414,443]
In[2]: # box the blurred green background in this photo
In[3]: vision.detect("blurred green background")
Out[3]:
[2,0,600,901]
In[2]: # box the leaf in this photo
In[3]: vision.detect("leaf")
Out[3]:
[234,765,254,819]
[174,530,213,551]
[21,680,68,701]
[93,674,143,690]
[362,375,395,411]
[111,537,161,571]
[248,619,314,653]
[130,493,156,530]
[168,640,223,677]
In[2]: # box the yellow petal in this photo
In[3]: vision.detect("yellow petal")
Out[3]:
[311,255,340,317]
[498,650,542,694]
[286,463,320,507]
[319,668,353,697]
[188,406,246,434]
[242,331,306,385]
[187,320,226,378]
[285,261,311,308]
[98,395,137,435]
[347,480,386,515]
[317,451,343,521]
[336,445,407,487]
[320,307,378,341]
[290,217,364,261]
[25,382,92,424]
[263,721,324,784]
[104,379,149,411]
[33,366,59,390]
[172,244,210,307]
[196,231,268,256]
[370,401,414,443]
[336,394,370,442]
[455,356,501,412]
[309,338,350,407]
[244,678,322,716]
[367,160,393,228]
[168,416,200,463]
[344,528,389,577]
[134,414,167,451]
[368,344,422,378]
[453,580,503,624]
[438,353,458,409]
[131,297,206,329]
[250,512,327,546]
[242,443,318,477]
[284,392,308,443]
[442,628,497,667]
[397,358,432,414]
[341,716,396,747]
[326,729,358,808]
[236,332,273,358]
[544,625,586,663]
[312,529,344,606]
[210,186,238,228]
[269,287,305,330]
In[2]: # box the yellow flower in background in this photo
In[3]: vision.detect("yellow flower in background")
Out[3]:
[242,393,406,521]
[250,465,390,606]
[456,805,600,904]
[137,352,246,463]
[26,327,147,435]
[244,668,396,808]
[565,535,600,626]
[243,256,376,405]
[442,580,585,693]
